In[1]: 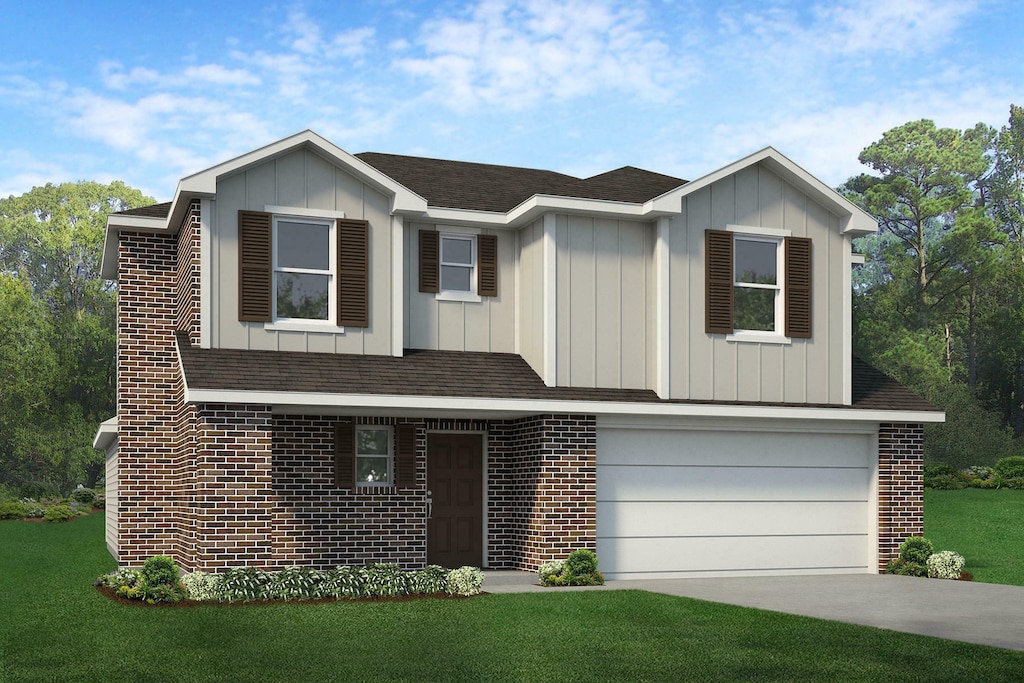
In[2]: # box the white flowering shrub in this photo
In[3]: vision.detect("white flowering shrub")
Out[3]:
[927,550,965,580]
[447,566,485,596]
[181,571,217,601]
[538,560,566,586]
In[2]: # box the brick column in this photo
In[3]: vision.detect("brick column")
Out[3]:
[877,423,924,570]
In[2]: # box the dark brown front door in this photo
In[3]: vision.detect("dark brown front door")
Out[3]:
[427,433,483,568]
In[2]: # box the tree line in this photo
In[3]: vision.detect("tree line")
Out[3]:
[1,110,1022,493]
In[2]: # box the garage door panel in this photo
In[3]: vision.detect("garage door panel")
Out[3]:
[597,535,869,577]
[597,501,868,538]
[597,429,870,468]
[597,464,868,502]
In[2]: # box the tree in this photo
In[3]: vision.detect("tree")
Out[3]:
[0,181,154,490]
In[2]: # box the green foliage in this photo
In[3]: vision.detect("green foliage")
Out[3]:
[409,565,449,595]
[565,549,599,576]
[994,456,1024,479]
[539,550,606,587]
[885,559,928,577]
[69,487,95,504]
[899,536,935,565]
[42,504,74,522]
[923,384,1017,469]
[216,567,270,602]
[19,497,45,517]
[927,550,966,579]
[447,566,485,596]
[364,563,409,597]
[0,500,28,519]
[180,571,217,601]
[141,555,179,587]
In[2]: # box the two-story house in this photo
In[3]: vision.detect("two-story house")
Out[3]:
[93,130,942,579]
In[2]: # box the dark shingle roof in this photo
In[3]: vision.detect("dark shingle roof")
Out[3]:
[176,334,938,413]
[114,202,171,218]
[356,152,686,212]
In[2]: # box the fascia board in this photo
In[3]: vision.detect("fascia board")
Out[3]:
[182,387,945,423]
[646,147,878,236]
[92,416,118,450]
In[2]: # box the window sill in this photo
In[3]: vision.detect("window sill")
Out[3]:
[436,291,482,303]
[726,331,792,345]
[265,321,346,334]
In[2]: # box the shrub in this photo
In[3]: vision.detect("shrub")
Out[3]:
[0,500,28,519]
[965,465,993,480]
[538,560,566,586]
[925,474,966,490]
[923,463,956,477]
[1003,477,1024,490]
[566,549,599,576]
[447,566,485,596]
[267,566,319,601]
[42,504,74,522]
[181,572,217,601]
[995,456,1024,479]
[20,498,45,517]
[364,563,408,597]
[216,567,269,602]
[885,559,928,577]
[409,565,449,595]
[69,487,95,504]
[927,551,966,580]
[899,536,934,565]
[142,555,179,587]
[538,550,605,587]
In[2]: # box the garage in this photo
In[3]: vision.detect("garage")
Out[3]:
[596,422,876,579]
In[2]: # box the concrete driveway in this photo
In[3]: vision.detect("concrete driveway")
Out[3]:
[484,571,1024,651]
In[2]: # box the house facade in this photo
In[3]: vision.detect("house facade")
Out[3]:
[93,131,942,579]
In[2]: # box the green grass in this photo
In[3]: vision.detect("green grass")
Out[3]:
[925,488,1024,586]
[3,515,1023,682]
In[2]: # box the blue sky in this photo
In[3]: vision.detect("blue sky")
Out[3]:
[0,0,1021,201]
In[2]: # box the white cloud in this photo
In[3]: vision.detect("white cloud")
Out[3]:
[182,64,261,87]
[395,0,691,111]
[820,0,978,55]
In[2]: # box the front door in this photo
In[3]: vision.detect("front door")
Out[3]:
[427,433,483,568]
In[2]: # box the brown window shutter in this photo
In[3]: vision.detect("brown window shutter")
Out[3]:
[238,210,272,322]
[705,229,734,334]
[395,424,416,488]
[334,423,355,489]
[338,219,369,327]
[419,229,439,293]
[478,234,498,297]
[785,236,812,338]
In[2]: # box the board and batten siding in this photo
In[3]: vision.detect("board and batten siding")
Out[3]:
[404,223,516,352]
[517,219,546,378]
[668,163,845,403]
[209,148,394,355]
[555,215,653,389]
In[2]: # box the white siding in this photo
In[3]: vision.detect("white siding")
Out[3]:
[404,223,516,352]
[668,163,845,403]
[596,422,874,579]
[517,219,546,378]
[104,441,118,562]
[210,148,394,355]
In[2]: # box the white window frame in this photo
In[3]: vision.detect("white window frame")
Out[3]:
[437,229,482,303]
[355,425,393,488]
[726,225,791,345]
[270,212,337,329]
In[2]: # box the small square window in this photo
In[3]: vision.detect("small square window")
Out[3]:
[439,234,476,293]
[356,426,392,486]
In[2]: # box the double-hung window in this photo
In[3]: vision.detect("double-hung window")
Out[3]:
[440,234,476,294]
[417,228,498,300]
[733,236,782,333]
[355,425,392,486]
[273,216,335,322]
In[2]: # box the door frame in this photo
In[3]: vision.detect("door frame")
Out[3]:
[426,429,489,568]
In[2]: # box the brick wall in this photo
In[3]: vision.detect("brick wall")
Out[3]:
[115,230,185,567]
[489,414,597,570]
[877,423,925,570]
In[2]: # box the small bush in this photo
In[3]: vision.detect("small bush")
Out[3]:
[924,474,966,490]
[181,572,217,601]
[0,500,28,519]
[965,465,993,480]
[216,567,269,602]
[538,550,605,587]
[142,555,179,586]
[364,563,409,597]
[42,504,74,522]
[409,565,449,595]
[885,559,928,577]
[899,536,934,565]
[1003,477,1024,490]
[923,463,956,477]
[267,566,319,601]
[69,487,95,504]
[20,498,45,517]
[447,566,485,596]
[565,549,599,576]
[995,456,1024,479]
[538,560,566,585]
[927,551,966,580]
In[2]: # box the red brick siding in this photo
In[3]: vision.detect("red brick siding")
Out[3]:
[877,423,924,570]
[175,200,202,345]
[488,415,597,571]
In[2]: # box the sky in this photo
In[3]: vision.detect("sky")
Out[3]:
[0,0,1021,202]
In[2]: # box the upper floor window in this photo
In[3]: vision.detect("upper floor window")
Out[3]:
[418,228,498,300]
[440,234,476,294]
[733,237,781,333]
[273,216,334,322]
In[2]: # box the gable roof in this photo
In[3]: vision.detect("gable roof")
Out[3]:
[175,334,941,421]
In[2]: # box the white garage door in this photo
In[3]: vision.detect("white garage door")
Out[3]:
[596,426,874,579]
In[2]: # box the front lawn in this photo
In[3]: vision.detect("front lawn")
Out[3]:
[925,488,1024,586]
[2,514,1023,682]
